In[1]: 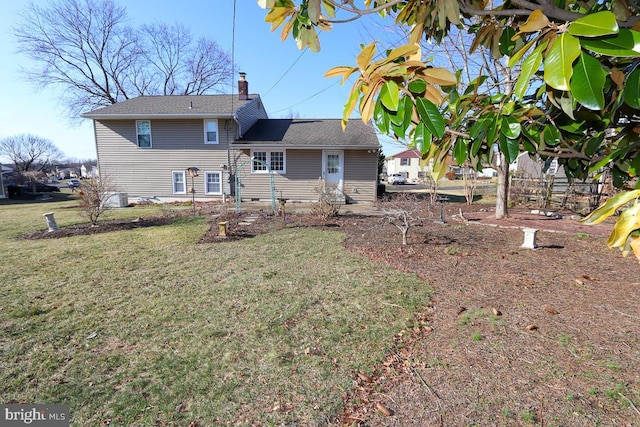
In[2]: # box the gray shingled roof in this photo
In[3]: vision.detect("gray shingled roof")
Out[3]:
[233,119,380,148]
[81,95,258,118]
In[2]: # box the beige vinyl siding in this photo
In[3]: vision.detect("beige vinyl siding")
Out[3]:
[234,149,377,203]
[96,119,234,199]
[343,150,378,203]
[234,150,322,201]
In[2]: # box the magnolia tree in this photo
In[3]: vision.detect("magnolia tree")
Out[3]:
[259,0,640,261]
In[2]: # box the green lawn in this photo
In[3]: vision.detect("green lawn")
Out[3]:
[0,196,431,426]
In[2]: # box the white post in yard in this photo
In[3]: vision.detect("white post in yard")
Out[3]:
[43,212,60,232]
[521,228,538,249]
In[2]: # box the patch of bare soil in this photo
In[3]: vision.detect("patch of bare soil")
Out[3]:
[22,202,640,426]
[19,212,187,240]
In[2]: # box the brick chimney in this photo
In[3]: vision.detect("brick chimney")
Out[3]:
[238,72,248,101]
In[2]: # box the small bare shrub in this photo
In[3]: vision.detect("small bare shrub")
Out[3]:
[462,166,477,205]
[376,192,431,245]
[77,176,118,225]
[311,178,342,219]
[418,174,440,204]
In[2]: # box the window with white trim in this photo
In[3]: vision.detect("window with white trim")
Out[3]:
[136,120,152,148]
[400,158,410,166]
[251,150,286,174]
[204,171,222,195]
[172,171,186,194]
[204,120,218,144]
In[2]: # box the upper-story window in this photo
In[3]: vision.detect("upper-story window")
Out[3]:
[400,158,410,166]
[204,120,218,144]
[136,120,152,148]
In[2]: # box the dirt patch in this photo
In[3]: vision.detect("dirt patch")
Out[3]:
[20,201,640,425]
[19,213,186,239]
[335,205,640,426]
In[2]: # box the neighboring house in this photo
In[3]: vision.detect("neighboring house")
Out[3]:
[56,168,79,180]
[385,149,423,181]
[0,164,11,199]
[386,148,499,181]
[80,164,99,179]
[81,74,380,204]
[513,152,564,179]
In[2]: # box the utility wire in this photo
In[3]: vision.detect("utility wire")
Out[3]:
[271,79,342,115]
[231,0,236,102]
[263,48,308,97]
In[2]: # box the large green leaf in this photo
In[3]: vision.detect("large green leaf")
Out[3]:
[543,125,561,147]
[501,115,521,139]
[499,26,516,56]
[522,138,536,154]
[471,137,484,156]
[568,11,619,37]
[453,139,469,165]
[379,81,400,111]
[498,134,520,164]
[408,78,427,94]
[463,75,488,95]
[514,42,546,100]
[580,29,640,57]
[390,97,410,135]
[391,96,413,133]
[571,52,606,110]
[373,101,390,134]
[544,33,581,90]
[624,67,640,109]
[469,113,494,139]
[485,115,502,146]
[413,123,432,155]
[629,155,640,177]
[415,97,445,138]
[583,134,603,157]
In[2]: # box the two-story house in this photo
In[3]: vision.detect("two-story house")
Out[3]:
[385,149,424,181]
[82,74,381,205]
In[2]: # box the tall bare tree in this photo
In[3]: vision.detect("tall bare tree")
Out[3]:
[14,0,233,117]
[0,134,63,173]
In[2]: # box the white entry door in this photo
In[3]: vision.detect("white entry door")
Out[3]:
[322,150,344,201]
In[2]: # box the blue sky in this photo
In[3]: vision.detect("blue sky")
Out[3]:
[0,0,407,161]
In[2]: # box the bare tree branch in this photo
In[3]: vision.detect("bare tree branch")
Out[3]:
[0,134,64,173]
[14,0,233,117]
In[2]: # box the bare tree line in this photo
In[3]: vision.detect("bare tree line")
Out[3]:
[13,0,234,118]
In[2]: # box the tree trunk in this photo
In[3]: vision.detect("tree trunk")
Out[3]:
[495,151,510,219]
